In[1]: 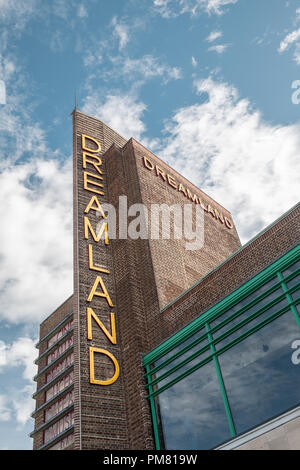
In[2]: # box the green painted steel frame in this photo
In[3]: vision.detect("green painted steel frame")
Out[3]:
[143,244,300,449]
[144,245,300,368]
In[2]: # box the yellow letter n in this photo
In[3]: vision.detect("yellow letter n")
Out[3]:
[87,307,116,344]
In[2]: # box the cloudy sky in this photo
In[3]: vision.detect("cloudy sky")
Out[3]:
[0,0,300,450]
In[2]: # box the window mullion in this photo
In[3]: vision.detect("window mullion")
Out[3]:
[205,323,236,438]
[277,271,300,330]
[145,364,161,450]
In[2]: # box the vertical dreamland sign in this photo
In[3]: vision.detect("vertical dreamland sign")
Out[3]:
[72,110,128,450]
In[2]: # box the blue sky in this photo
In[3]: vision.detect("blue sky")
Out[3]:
[0,0,300,450]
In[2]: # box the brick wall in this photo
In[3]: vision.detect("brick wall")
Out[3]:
[33,110,299,451]
[153,204,300,353]
[32,296,74,449]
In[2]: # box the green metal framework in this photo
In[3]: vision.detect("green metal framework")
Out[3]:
[143,244,300,449]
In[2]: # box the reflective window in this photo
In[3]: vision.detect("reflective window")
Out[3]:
[282,260,300,278]
[45,371,73,401]
[219,311,300,435]
[156,360,231,449]
[291,289,300,301]
[214,296,289,351]
[154,351,211,390]
[155,329,207,368]
[210,277,278,329]
[45,391,74,422]
[46,353,74,383]
[286,275,300,290]
[44,411,74,444]
[153,330,209,386]
[48,433,74,450]
[48,320,73,348]
[46,336,73,365]
[145,252,300,450]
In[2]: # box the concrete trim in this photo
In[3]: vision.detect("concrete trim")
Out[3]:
[216,405,300,450]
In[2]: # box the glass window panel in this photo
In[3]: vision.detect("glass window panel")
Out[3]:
[153,337,210,381]
[44,411,74,444]
[291,289,300,301]
[213,289,287,343]
[154,350,212,390]
[48,433,74,450]
[211,278,278,329]
[219,311,300,435]
[215,297,289,350]
[282,261,300,278]
[155,328,207,368]
[45,371,73,401]
[45,391,74,421]
[155,360,231,449]
[48,320,73,348]
[46,336,73,365]
[210,303,243,329]
[239,277,279,305]
[46,353,74,383]
[242,288,284,316]
[286,275,300,290]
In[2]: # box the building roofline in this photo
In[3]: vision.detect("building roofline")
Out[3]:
[161,201,300,313]
[72,109,128,142]
[127,137,233,215]
[40,294,73,327]
[73,109,234,216]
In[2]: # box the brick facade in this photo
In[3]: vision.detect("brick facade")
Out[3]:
[31,110,299,450]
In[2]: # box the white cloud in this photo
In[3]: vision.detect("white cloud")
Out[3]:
[206,30,222,42]
[4,337,37,382]
[0,0,38,29]
[153,0,175,17]
[50,30,65,52]
[153,0,238,17]
[77,4,88,18]
[83,48,103,67]
[0,157,73,323]
[278,6,300,63]
[208,44,228,53]
[294,43,300,65]
[0,337,37,425]
[0,22,74,327]
[117,54,183,84]
[0,395,11,421]
[0,55,50,169]
[82,91,161,151]
[0,45,74,327]
[157,77,300,242]
[52,0,71,20]
[191,56,198,67]
[278,28,300,53]
[111,16,130,50]
[0,341,6,368]
[278,25,300,65]
[82,93,147,141]
[85,52,182,86]
[12,384,35,426]
[0,54,17,83]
